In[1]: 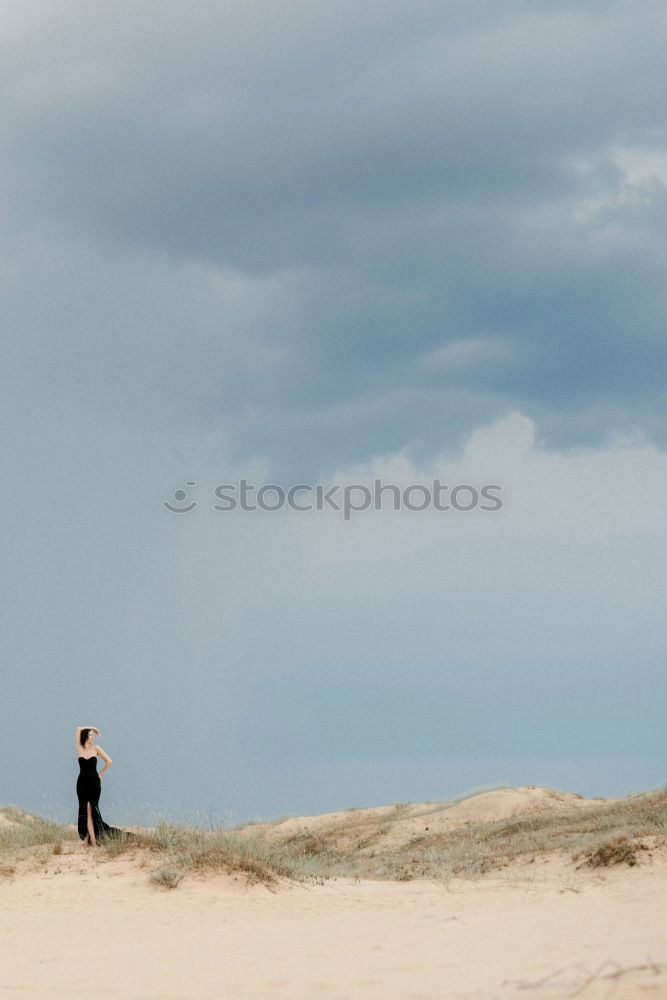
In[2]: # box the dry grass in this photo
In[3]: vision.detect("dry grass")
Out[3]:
[106,783,667,889]
[148,863,185,889]
[0,807,77,855]
[98,822,346,889]
[0,806,77,877]
[577,833,647,869]
[380,784,667,882]
[3,784,666,890]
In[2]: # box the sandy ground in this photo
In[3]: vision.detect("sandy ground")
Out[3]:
[1,845,666,1000]
[240,785,615,854]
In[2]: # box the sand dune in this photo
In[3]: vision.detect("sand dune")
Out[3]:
[1,784,666,999]
[240,784,612,854]
[0,808,37,828]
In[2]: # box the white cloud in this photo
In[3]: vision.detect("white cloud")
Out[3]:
[417,336,514,373]
[179,411,667,672]
[570,143,667,222]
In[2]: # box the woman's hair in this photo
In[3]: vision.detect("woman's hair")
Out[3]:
[80,728,93,747]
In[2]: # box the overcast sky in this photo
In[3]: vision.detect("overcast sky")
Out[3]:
[2,0,666,826]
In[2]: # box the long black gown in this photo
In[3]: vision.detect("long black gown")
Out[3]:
[76,755,126,841]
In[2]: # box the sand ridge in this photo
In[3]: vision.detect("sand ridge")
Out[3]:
[237,784,616,854]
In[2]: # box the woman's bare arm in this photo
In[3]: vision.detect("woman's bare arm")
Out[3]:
[96,745,112,777]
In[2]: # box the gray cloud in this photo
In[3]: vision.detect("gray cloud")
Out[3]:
[3,1,667,822]
[3,1,667,470]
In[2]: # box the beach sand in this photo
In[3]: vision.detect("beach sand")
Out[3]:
[1,788,666,999]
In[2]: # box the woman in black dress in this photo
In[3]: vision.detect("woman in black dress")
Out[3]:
[75,726,124,846]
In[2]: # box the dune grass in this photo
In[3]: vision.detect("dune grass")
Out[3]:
[0,807,77,850]
[3,784,666,889]
[380,783,667,881]
[101,821,365,888]
[96,783,667,889]
[0,807,78,875]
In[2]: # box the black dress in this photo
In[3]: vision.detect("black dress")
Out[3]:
[76,755,125,841]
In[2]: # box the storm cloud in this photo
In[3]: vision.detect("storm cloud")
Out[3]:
[2,1,665,822]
